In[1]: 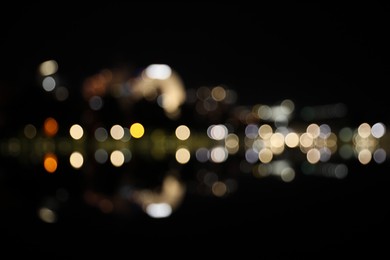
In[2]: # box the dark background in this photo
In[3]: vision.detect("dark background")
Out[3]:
[1,2,390,258]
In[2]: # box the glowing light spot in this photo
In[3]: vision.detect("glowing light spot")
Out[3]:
[175,125,190,141]
[42,76,56,92]
[300,133,313,148]
[285,132,299,148]
[259,148,273,163]
[373,148,386,164]
[130,123,144,138]
[208,124,228,140]
[281,168,295,182]
[70,152,84,169]
[281,99,295,114]
[195,148,209,163]
[358,123,371,138]
[358,149,372,165]
[89,96,103,111]
[39,60,58,76]
[211,86,226,101]
[69,124,84,140]
[95,127,108,142]
[210,147,228,163]
[319,124,331,139]
[146,203,172,218]
[145,64,172,80]
[225,134,239,154]
[307,123,320,138]
[44,153,57,173]
[259,124,273,139]
[270,133,285,148]
[258,105,272,120]
[212,182,227,197]
[24,124,37,139]
[95,149,108,164]
[44,117,58,137]
[319,147,332,162]
[55,86,69,101]
[38,207,57,223]
[175,147,191,164]
[307,148,320,164]
[371,122,386,138]
[110,125,124,140]
[110,150,125,167]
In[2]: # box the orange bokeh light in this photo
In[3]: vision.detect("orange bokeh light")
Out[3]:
[44,117,58,137]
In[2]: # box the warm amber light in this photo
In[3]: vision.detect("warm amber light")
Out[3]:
[44,117,58,137]
[130,123,145,138]
[44,153,58,173]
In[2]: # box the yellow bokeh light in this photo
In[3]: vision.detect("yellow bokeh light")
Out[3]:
[270,133,285,148]
[130,123,145,138]
[70,152,84,169]
[307,123,320,138]
[259,124,273,139]
[175,147,191,164]
[307,148,320,164]
[300,133,313,148]
[110,150,125,167]
[175,125,190,141]
[358,149,372,165]
[70,124,84,140]
[358,123,371,138]
[285,132,299,148]
[211,86,226,101]
[212,181,227,197]
[44,153,57,173]
[259,148,273,163]
[39,60,58,76]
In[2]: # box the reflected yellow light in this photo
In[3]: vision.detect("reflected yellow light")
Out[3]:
[70,152,84,169]
[358,149,372,164]
[38,207,57,223]
[270,133,284,148]
[211,86,226,101]
[285,132,299,148]
[307,148,320,164]
[259,124,273,139]
[358,123,371,138]
[70,124,84,140]
[24,124,37,139]
[212,181,227,197]
[259,148,273,163]
[44,117,58,137]
[130,123,144,138]
[44,153,57,173]
[39,60,58,76]
[225,134,239,154]
[307,123,320,138]
[175,147,191,164]
[300,133,313,148]
[175,125,190,141]
[110,150,125,167]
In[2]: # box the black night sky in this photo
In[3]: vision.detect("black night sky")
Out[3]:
[1,3,390,258]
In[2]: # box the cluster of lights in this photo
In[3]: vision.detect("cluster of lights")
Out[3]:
[1,60,389,220]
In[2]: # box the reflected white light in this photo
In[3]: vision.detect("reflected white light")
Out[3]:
[111,150,125,167]
[245,148,258,164]
[42,76,56,92]
[371,122,386,138]
[208,124,228,140]
[210,147,228,163]
[146,203,172,218]
[70,152,84,169]
[145,64,172,80]
[70,124,84,140]
[110,125,125,140]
